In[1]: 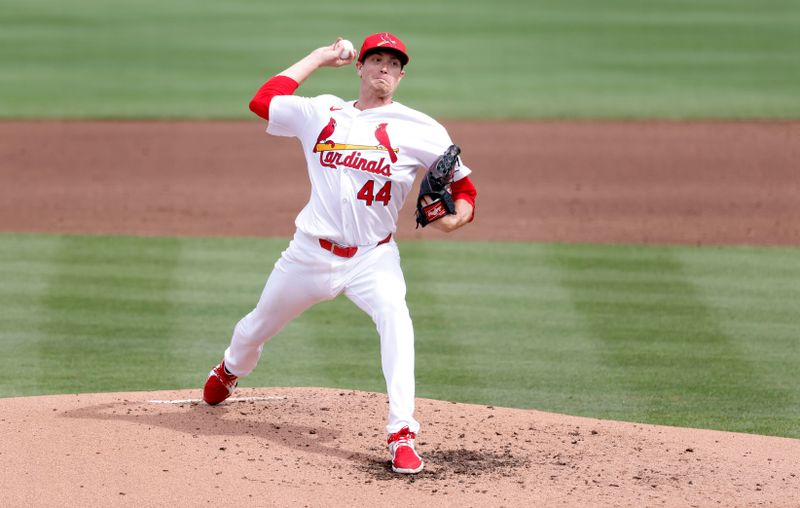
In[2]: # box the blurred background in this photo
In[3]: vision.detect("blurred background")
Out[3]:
[2,0,799,119]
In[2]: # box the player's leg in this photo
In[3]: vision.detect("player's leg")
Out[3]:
[224,235,335,377]
[344,243,419,435]
[345,242,424,473]
[204,232,335,405]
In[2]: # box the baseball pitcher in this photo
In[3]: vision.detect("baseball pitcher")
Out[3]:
[202,32,478,474]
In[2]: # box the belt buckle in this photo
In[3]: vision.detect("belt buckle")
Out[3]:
[330,240,351,257]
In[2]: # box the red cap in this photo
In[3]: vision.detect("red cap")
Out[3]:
[358,32,409,66]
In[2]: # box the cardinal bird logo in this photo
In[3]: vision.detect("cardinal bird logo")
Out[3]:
[377,33,397,47]
[374,123,398,163]
[313,118,337,153]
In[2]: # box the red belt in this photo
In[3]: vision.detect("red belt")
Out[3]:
[319,233,392,258]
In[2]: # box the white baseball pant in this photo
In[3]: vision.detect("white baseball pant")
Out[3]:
[223,230,419,434]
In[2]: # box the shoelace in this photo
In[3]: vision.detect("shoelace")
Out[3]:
[388,427,415,445]
[216,365,237,386]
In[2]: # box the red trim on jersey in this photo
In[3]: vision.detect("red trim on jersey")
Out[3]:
[249,75,299,120]
[451,176,477,221]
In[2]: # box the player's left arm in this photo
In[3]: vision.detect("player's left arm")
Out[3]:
[427,176,477,233]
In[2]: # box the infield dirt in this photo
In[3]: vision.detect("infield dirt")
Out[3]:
[1,120,798,244]
[1,120,799,507]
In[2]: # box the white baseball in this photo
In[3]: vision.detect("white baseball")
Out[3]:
[337,39,354,59]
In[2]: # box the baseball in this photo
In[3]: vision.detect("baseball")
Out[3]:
[337,39,354,59]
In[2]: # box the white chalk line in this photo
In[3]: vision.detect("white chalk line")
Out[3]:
[146,396,288,404]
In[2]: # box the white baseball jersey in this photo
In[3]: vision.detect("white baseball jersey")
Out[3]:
[267,94,472,246]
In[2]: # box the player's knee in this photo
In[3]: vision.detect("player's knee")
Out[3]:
[380,297,409,313]
[374,301,411,325]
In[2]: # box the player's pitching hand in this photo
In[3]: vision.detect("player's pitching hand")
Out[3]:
[313,37,356,68]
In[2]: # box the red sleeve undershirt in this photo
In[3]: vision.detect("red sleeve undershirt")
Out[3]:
[248,75,299,120]
[451,176,478,221]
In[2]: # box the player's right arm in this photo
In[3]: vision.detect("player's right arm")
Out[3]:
[278,37,354,84]
[249,38,354,120]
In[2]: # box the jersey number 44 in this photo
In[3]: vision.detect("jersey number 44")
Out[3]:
[357,180,392,206]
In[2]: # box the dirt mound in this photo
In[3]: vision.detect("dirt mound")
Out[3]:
[1,387,797,507]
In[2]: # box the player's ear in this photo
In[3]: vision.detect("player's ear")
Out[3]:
[355,61,363,77]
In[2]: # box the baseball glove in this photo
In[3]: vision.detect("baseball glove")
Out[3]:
[415,144,461,228]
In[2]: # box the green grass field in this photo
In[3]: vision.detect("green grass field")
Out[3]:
[1,234,798,438]
[1,0,799,119]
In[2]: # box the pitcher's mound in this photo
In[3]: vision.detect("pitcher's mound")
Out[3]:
[1,387,797,506]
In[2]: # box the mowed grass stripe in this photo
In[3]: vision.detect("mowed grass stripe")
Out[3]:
[31,235,184,394]
[403,242,604,409]
[550,244,800,436]
[674,247,800,436]
[154,236,285,392]
[1,234,798,438]
[0,235,64,396]
[404,243,494,402]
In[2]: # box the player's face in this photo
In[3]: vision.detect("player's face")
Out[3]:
[357,51,405,98]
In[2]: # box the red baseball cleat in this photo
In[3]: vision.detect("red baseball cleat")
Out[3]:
[203,360,238,405]
[387,426,424,474]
